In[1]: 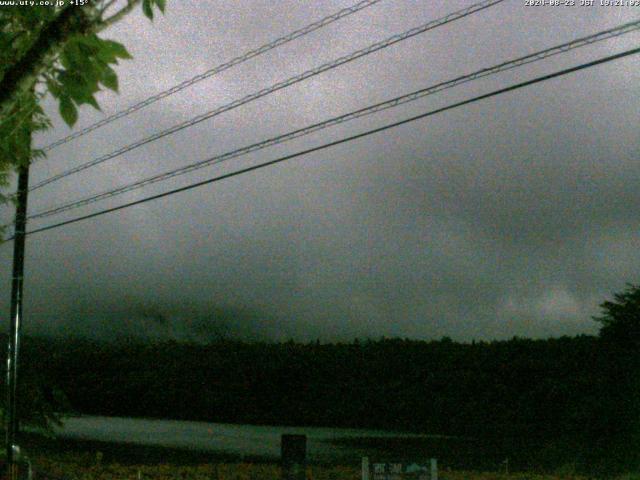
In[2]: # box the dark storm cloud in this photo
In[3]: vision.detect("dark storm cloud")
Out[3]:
[1,0,639,341]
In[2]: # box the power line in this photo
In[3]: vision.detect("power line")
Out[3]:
[24,19,640,222]
[16,46,640,239]
[29,0,505,192]
[38,0,387,153]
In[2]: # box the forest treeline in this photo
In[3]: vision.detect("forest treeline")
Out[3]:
[33,335,605,435]
[5,331,639,470]
[4,284,640,473]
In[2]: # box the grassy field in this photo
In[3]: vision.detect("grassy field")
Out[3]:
[30,457,598,480]
[16,433,636,480]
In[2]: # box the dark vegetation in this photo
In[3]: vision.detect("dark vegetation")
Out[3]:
[5,284,640,474]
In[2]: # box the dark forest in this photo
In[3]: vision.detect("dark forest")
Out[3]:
[6,284,640,474]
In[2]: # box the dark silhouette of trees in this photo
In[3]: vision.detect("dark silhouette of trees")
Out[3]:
[594,283,640,348]
[2,283,640,472]
[589,284,640,471]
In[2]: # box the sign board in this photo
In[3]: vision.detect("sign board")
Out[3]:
[362,458,437,480]
[281,434,306,480]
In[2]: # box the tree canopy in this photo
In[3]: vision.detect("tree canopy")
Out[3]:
[0,0,166,202]
[594,283,640,348]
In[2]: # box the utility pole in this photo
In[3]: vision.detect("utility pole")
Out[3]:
[5,157,30,480]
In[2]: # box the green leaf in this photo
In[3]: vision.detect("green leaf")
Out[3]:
[95,46,117,65]
[61,40,85,67]
[77,41,99,58]
[86,95,101,111]
[79,33,101,50]
[45,77,61,98]
[155,0,166,13]
[59,96,78,127]
[31,148,47,161]
[78,61,102,85]
[59,48,73,71]
[58,71,93,104]
[100,40,132,60]
[100,66,118,93]
[142,0,154,20]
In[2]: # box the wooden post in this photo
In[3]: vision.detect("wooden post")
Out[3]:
[362,457,369,480]
[281,434,306,480]
[430,458,437,480]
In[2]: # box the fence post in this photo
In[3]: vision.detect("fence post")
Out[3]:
[281,434,306,480]
[430,458,437,480]
[362,457,369,480]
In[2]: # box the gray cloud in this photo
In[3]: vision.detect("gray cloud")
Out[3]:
[1,0,639,342]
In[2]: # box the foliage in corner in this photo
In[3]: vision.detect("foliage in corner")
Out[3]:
[0,0,166,428]
[45,33,133,126]
[142,0,166,20]
[0,0,167,195]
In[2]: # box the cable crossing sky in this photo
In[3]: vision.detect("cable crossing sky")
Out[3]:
[37,0,387,154]
[23,19,640,223]
[29,0,505,192]
[14,46,640,240]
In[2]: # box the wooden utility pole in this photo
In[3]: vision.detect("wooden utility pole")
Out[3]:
[5,158,30,480]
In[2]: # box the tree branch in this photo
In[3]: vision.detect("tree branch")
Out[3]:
[101,0,120,15]
[0,6,93,117]
[96,0,142,32]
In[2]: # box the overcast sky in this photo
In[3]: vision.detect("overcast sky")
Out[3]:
[1,0,639,342]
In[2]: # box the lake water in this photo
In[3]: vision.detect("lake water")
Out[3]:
[54,416,431,462]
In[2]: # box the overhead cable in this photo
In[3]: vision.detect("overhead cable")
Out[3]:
[25,19,640,222]
[29,0,505,191]
[38,0,387,153]
[15,45,640,239]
